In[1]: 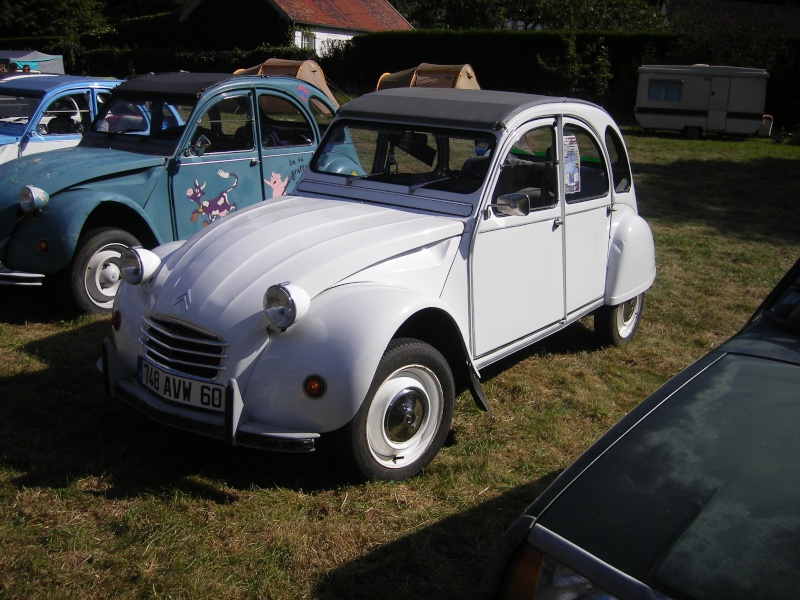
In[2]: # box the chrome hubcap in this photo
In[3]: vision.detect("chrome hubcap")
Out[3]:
[385,389,425,443]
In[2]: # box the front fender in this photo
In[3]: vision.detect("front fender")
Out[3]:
[241,283,457,434]
[3,190,159,274]
[605,209,656,304]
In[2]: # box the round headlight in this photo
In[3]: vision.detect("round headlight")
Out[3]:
[19,185,49,214]
[120,247,161,285]
[264,283,310,331]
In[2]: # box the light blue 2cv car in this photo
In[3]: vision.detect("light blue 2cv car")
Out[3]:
[0,73,121,164]
[0,72,337,312]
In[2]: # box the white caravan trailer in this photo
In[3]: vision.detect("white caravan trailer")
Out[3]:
[635,64,769,138]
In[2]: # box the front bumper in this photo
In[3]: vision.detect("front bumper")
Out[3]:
[0,262,44,286]
[100,338,319,453]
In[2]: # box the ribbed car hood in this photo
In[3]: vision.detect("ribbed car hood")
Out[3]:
[147,195,464,325]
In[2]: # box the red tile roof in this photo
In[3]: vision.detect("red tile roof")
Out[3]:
[268,0,412,32]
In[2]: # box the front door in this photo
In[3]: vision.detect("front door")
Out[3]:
[472,120,565,357]
[171,92,265,240]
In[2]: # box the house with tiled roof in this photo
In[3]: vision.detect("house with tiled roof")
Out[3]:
[268,0,413,55]
[178,0,412,55]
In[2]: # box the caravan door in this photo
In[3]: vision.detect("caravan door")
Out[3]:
[707,77,730,132]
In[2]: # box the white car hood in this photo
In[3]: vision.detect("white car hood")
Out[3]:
[147,195,464,324]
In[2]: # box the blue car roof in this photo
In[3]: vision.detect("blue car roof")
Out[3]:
[0,74,119,97]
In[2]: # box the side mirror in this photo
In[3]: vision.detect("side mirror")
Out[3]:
[187,134,211,156]
[489,193,531,217]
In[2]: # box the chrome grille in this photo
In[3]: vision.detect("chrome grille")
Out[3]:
[140,316,228,380]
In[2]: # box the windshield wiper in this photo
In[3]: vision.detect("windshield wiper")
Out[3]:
[346,172,386,185]
[409,175,455,193]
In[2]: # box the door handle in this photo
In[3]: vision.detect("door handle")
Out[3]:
[250,157,259,166]
[553,218,564,230]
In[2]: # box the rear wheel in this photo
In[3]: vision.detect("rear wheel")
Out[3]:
[594,293,645,347]
[343,338,454,481]
[69,227,140,314]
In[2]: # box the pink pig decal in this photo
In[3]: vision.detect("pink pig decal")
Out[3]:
[265,172,289,198]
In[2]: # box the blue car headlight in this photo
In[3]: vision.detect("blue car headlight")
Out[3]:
[19,185,49,215]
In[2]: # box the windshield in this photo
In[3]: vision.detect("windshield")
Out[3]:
[87,96,195,152]
[313,122,495,196]
[0,93,41,130]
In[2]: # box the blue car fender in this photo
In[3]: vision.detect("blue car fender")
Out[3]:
[605,208,657,305]
[240,283,460,434]
[3,190,161,274]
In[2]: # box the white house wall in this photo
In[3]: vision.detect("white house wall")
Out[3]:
[293,29,359,55]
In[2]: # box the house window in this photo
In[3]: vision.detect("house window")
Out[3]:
[648,79,682,102]
[300,30,315,50]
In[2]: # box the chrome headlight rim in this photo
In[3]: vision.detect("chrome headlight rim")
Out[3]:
[19,185,49,215]
[264,282,310,331]
[120,246,161,285]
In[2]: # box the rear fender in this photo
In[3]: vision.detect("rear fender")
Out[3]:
[605,209,656,305]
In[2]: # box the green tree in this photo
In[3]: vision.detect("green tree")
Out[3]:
[0,0,108,39]
[393,0,664,31]
[666,0,784,69]
[392,0,506,29]
[506,0,665,31]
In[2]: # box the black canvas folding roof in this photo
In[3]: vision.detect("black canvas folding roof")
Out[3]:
[337,87,593,131]
[113,72,239,98]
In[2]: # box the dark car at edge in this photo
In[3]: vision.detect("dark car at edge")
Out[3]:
[480,257,800,600]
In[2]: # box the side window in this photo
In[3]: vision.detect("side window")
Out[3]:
[308,96,335,138]
[493,125,557,211]
[258,94,313,148]
[563,124,609,203]
[647,79,682,102]
[39,92,91,135]
[605,126,632,193]
[192,95,253,153]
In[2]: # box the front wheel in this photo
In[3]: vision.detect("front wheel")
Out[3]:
[69,227,141,314]
[594,293,645,347]
[342,338,455,481]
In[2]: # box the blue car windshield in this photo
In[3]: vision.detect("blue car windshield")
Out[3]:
[89,97,194,150]
[0,93,40,130]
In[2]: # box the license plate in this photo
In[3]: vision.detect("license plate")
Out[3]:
[139,358,225,412]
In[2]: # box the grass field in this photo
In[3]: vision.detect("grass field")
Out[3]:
[1,130,799,599]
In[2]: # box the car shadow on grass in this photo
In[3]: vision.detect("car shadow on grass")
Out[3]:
[0,283,86,324]
[312,474,560,600]
[0,287,602,500]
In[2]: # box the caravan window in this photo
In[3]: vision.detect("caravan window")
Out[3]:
[648,79,682,102]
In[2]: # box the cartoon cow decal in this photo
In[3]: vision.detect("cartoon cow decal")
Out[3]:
[187,169,238,226]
